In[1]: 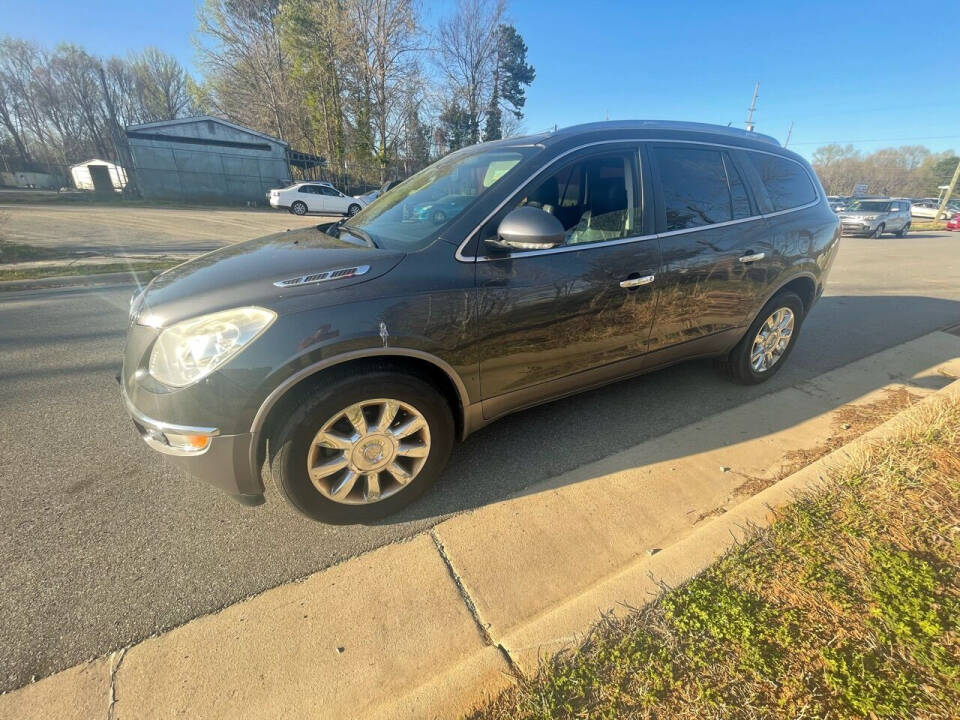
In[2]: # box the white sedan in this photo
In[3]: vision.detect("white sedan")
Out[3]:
[910,200,955,220]
[267,182,368,217]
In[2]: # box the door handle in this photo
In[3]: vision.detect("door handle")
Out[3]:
[738,252,766,263]
[619,274,655,288]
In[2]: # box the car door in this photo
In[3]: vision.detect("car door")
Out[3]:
[320,186,348,213]
[644,143,773,359]
[298,185,323,212]
[474,145,661,416]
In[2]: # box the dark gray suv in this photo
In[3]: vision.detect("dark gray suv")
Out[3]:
[122,120,840,523]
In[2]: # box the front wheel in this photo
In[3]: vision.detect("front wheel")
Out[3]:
[722,291,804,385]
[873,223,885,238]
[896,222,910,238]
[268,371,454,524]
[347,203,362,217]
[290,200,308,216]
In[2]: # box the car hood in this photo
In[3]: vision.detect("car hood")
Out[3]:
[838,210,882,218]
[134,225,404,327]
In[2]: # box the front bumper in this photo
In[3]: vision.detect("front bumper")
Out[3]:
[122,385,264,506]
[840,222,877,236]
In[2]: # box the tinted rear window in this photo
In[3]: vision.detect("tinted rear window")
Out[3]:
[750,153,818,211]
[653,146,750,231]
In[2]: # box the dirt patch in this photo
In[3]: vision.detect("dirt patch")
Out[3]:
[0,202,330,257]
[731,386,923,498]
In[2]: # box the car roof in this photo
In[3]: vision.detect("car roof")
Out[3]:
[470,119,788,159]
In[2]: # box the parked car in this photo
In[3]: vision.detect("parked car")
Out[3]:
[356,179,403,205]
[409,193,475,224]
[122,120,839,523]
[826,195,849,212]
[946,215,960,231]
[838,198,911,237]
[268,181,367,216]
[910,199,955,220]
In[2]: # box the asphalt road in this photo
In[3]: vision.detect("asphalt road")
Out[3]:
[1,231,959,692]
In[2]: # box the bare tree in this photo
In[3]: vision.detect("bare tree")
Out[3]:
[349,0,424,180]
[436,0,503,145]
[196,0,296,142]
[130,47,192,121]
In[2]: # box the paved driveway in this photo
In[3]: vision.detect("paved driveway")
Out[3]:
[0,231,958,691]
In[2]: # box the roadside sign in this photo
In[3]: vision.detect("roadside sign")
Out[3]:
[853,183,868,196]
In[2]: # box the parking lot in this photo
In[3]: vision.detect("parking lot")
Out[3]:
[0,202,326,258]
[0,218,958,692]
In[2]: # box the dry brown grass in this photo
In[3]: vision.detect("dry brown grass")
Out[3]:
[468,395,960,720]
[731,387,922,499]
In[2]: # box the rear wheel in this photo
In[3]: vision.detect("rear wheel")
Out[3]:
[268,371,453,524]
[873,223,885,238]
[722,291,804,385]
[290,200,308,216]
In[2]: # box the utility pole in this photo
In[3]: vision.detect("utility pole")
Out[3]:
[745,81,759,132]
[97,64,140,197]
[934,159,960,221]
[784,121,795,148]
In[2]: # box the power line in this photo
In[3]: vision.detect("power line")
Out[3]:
[790,134,960,146]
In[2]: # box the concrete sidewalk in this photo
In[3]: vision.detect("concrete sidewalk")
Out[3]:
[4,331,960,720]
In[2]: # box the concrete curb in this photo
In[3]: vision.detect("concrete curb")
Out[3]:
[0,269,161,292]
[497,377,960,673]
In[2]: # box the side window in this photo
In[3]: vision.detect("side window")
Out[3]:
[298,186,312,194]
[653,146,735,231]
[749,153,817,211]
[723,154,752,220]
[320,186,339,196]
[509,150,638,247]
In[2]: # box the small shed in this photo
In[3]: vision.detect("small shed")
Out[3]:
[70,159,128,192]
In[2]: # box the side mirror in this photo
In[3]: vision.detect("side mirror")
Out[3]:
[485,206,564,253]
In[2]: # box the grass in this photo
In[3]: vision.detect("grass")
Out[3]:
[0,260,178,282]
[910,220,948,231]
[0,238,83,263]
[469,396,960,720]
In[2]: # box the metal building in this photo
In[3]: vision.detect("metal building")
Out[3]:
[125,116,322,204]
[70,159,128,192]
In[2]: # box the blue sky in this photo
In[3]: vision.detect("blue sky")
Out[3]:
[3,0,958,160]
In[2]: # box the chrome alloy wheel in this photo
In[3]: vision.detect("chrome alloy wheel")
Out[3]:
[750,307,795,373]
[306,399,431,505]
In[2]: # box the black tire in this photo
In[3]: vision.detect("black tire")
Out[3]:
[268,371,454,524]
[290,200,308,216]
[896,222,910,238]
[722,290,805,385]
[347,203,362,217]
[873,223,885,238]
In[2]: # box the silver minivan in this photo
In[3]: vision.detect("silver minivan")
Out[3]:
[838,198,911,237]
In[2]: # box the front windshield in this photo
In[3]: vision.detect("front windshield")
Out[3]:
[847,200,889,212]
[344,145,537,250]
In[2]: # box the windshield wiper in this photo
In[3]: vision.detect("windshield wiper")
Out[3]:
[340,224,378,248]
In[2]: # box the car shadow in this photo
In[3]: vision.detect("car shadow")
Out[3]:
[380,294,960,525]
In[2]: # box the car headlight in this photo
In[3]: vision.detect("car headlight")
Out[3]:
[148,307,276,388]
